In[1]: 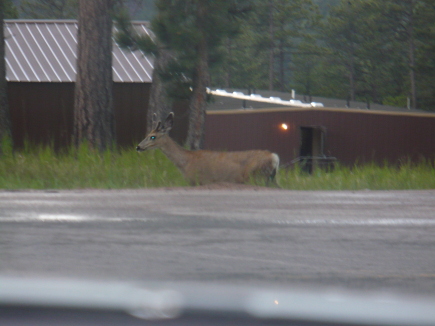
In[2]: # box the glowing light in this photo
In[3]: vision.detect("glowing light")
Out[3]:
[280,123,288,130]
[274,300,279,305]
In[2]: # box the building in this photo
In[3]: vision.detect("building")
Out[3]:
[5,19,157,149]
[204,90,435,168]
[6,20,434,166]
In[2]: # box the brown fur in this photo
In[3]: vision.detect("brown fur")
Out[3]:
[136,113,279,186]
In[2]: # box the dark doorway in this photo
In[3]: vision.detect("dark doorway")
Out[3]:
[300,126,325,157]
[299,126,326,173]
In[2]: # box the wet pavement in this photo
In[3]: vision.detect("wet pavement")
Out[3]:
[1,189,435,296]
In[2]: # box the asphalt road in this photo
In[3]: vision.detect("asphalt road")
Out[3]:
[1,188,435,296]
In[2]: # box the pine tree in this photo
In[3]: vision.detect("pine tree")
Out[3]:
[415,0,435,110]
[114,7,174,134]
[264,0,318,91]
[382,0,419,109]
[19,0,78,19]
[116,0,249,149]
[73,0,115,151]
[210,0,318,93]
[152,0,249,149]
[0,0,18,154]
[317,0,435,109]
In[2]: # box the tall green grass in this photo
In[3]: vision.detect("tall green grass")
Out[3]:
[0,141,434,190]
[277,160,435,190]
[0,142,187,189]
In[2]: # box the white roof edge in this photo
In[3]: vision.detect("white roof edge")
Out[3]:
[5,19,150,24]
[208,89,316,108]
[5,19,78,24]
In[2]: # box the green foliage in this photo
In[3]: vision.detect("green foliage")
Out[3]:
[16,0,156,20]
[208,0,435,111]
[313,0,340,16]
[210,24,269,89]
[414,0,435,111]
[212,0,319,91]
[148,0,251,97]
[153,0,248,56]
[19,0,78,19]
[124,0,156,21]
[383,95,408,108]
[0,143,187,189]
[0,135,13,156]
[3,0,18,18]
[11,0,435,110]
[300,0,435,110]
[278,161,435,190]
[114,8,158,54]
[0,144,433,190]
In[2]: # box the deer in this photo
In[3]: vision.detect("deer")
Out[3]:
[136,112,280,186]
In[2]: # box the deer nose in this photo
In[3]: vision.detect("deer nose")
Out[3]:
[136,146,141,151]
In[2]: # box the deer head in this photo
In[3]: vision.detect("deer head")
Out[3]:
[136,112,174,152]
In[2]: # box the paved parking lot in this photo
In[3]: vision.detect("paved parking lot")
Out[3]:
[1,189,435,295]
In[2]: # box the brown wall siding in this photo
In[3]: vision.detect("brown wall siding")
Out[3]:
[322,111,435,165]
[9,81,434,165]
[204,109,435,166]
[8,82,189,151]
[170,99,190,146]
[113,83,149,148]
[8,82,181,150]
[9,82,75,149]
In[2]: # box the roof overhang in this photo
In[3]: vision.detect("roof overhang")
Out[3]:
[4,19,154,83]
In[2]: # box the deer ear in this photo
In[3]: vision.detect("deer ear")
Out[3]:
[154,121,162,131]
[152,113,158,128]
[163,112,174,131]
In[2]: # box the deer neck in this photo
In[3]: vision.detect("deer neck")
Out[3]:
[158,136,190,171]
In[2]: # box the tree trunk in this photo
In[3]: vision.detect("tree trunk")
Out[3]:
[348,44,356,102]
[348,65,356,102]
[223,38,231,88]
[278,38,285,91]
[0,1,11,153]
[147,47,173,133]
[185,1,210,150]
[407,2,417,110]
[74,0,115,151]
[268,0,275,91]
[408,35,417,109]
[186,37,209,150]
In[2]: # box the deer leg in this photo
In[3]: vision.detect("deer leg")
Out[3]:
[267,168,281,188]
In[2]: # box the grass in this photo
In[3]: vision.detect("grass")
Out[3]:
[277,160,435,190]
[0,141,187,190]
[0,140,434,190]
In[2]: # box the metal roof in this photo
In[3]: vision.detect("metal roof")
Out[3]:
[207,88,431,114]
[209,88,323,108]
[4,19,154,83]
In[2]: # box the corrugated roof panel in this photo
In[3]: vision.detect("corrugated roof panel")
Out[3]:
[134,23,154,72]
[6,23,40,81]
[50,23,77,75]
[36,23,75,81]
[21,23,63,81]
[112,47,135,82]
[4,57,19,80]
[5,20,154,83]
[112,24,153,82]
[113,46,147,82]
[61,21,78,51]
[131,50,153,79]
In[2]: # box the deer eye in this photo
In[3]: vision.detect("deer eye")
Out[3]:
[150,136,156,140]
